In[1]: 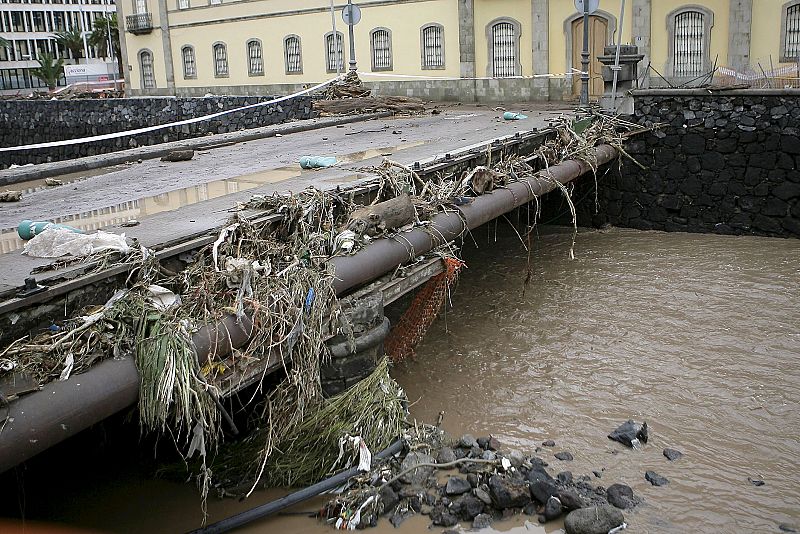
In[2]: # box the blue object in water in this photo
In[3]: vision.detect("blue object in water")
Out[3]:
[17,220,84,240]
[503,112,528,121]
[299,156,337,169]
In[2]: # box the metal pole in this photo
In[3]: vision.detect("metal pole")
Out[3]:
[580,3,590,106]
[347,0,356,71]
[328,0,342,73]
[79,0,90,61]
[610,0,626,110]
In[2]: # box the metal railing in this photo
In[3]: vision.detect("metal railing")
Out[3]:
[125,13,153,34]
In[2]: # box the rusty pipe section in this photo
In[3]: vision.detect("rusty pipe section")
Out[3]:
[0,145,617,474]
[0,356,140,474]
[331,144,618,294]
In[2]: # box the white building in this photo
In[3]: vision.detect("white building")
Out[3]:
[0,0,116,92]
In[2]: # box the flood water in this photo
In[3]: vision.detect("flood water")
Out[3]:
[2,227,799,533]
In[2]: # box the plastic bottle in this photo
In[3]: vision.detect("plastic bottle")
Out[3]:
[299,156,337,169]
[17,220,84,240]
[503,112,528,120]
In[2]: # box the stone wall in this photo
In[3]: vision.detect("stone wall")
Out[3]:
[0,94,314,168]
[580,89,799,238]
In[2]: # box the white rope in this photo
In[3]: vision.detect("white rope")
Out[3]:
[0,75,343,153]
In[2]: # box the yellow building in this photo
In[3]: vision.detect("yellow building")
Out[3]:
[117,0,796,101]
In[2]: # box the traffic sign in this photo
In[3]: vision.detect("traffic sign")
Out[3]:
[342,3,361,25]
[574,0,599,14]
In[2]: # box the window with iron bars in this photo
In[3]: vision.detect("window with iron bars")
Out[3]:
[491,21,517,77]
[325,32,343,73]
[177,0,188,9]
[213,43,228,77]
[784,3,800,61]
[285,35,302,74]
[371,28,391,71]
[421,24,443,69]
[140,50,155,89]
[673,11,705,77]
[182,46,195,78]
[247,39,263,75]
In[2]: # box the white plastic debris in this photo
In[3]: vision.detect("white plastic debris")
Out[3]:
[147,285,182,310]
[59,353,74,381]
[609,523,628,533]
[334,230,357,254]
[23,227,130,258]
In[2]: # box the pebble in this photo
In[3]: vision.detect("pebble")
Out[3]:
[542,439,556,447]
[555,451,574,461]
[645,470,669,486]
[663,448,683,461]
[748,477,765,487]
[606,483,637,509]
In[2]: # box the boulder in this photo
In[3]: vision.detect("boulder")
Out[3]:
[663,448,683,461]
[555,452,574,461]
[379,486,399,515]
[488,475,532,509]
[558,489,587,511]
[472,513,493,529]
[645,471,669,486]
[459,434,479,449]
[543,496,563,521]
[564,504,624,534]
[608,420,649,447]
[436,447,457,464]
[445,476,472,496]
[399,452,435,485]
[453,494,485,520]
[606,483,637,509]
[530,480,559,504]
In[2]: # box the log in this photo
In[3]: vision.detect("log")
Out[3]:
[161,149,195,162]
[314,96,425,115]
[347,194,415,237]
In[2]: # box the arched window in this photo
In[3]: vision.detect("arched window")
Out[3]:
[284,35,302,74]
[213,42,228,77]
[247,39,263,76]
[370,28,392,71]
[488,18,521,77]
[420,23,444,69]
[181,46,196,78]
[139,49,155,89]
[667,6,714,78]
[325,31,344,73]
[782,1,800,61]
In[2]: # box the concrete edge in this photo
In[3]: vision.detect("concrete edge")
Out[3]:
[0,111,394,186]
[631,88,800,97]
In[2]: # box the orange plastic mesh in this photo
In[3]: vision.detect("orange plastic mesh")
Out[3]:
[385,257,465,362]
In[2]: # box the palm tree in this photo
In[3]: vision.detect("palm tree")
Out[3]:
[54,28,84,60]
[88,14,122,76]
[31,50,65,91]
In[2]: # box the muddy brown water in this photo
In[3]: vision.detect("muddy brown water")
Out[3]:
[2,227,799,533]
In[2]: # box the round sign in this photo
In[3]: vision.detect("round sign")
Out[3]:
[574,0,599,14]
[342,3,362,25]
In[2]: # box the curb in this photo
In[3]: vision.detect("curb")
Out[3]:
[0,111,393,186]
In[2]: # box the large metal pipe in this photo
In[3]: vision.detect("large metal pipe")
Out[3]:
[331,144,618,294]
[0,145,617,473]
[0,356,139,474]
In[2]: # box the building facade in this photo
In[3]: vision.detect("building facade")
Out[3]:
[117,0,796,100]
[0,0,116,92]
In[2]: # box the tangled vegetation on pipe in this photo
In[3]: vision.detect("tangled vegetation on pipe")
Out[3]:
[0,114,645,507]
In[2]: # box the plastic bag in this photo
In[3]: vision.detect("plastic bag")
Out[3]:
[23,227,130,258]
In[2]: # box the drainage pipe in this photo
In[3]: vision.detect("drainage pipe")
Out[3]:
[190,439,405,534]
[330,144,618,294]
[0,145,617,474]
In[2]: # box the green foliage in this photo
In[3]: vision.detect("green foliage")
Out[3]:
[88,14,120,60]
[30,50,65,91]
[54,28,84,59]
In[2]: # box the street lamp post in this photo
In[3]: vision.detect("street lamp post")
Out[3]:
[346,0,357,72]
[580,3,590,107]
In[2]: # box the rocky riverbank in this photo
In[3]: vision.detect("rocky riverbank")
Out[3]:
[320,420,686,533]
